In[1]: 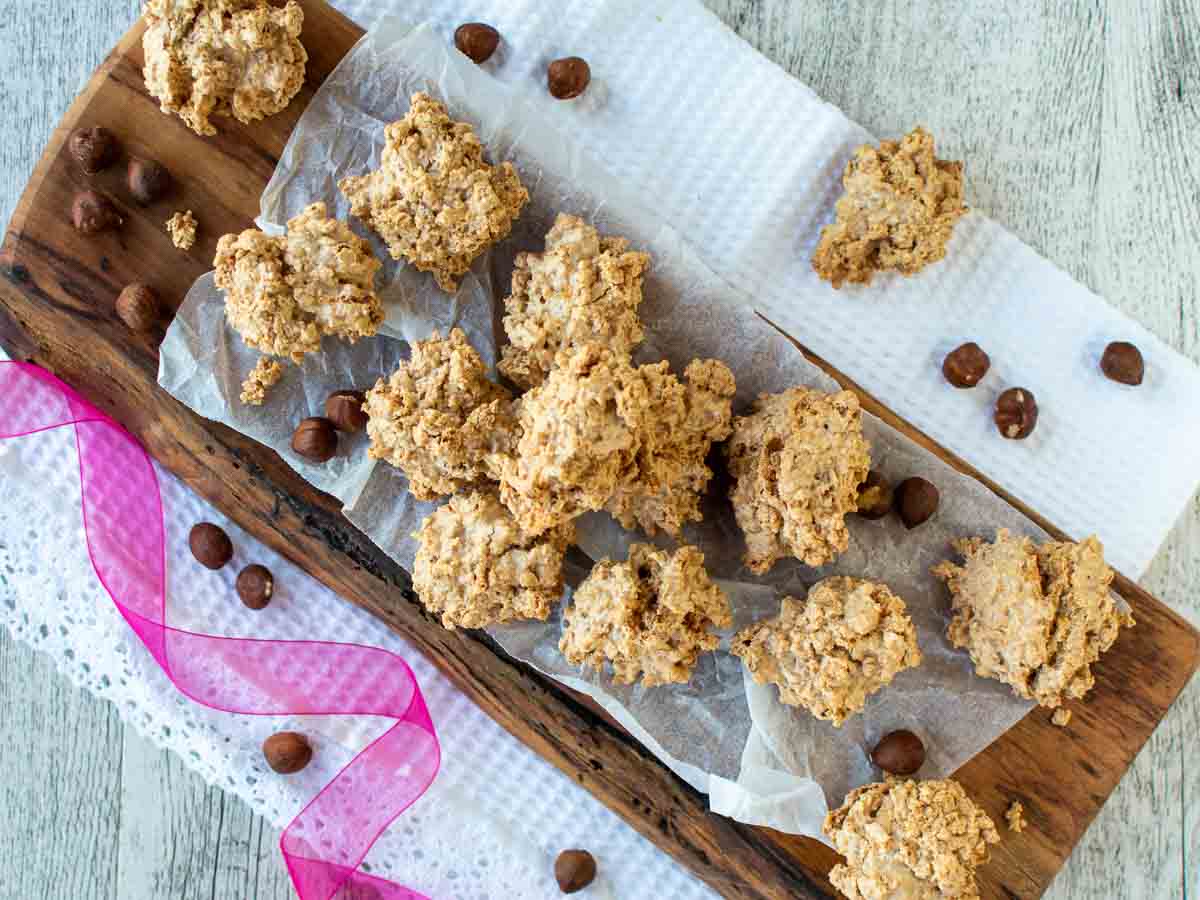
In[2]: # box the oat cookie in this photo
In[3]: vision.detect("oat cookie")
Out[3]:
[364,329,516,501]
[498,344,649,535]
[812,127,966,289]
[412,491,574,630]
[732,577,921,725]
[499,214,650,389]
[560,544,731,687]
[167,210,198,250]
[932,529,1133,708]
[142,0,307,137]
[339,92,528,292]
[240,356,284,406]
[824,778,999,900]
[605,358,736,537]
[214,202,383,364]
[725,387,871,573]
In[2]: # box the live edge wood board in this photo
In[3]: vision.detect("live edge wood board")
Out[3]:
[0,3,1195,898]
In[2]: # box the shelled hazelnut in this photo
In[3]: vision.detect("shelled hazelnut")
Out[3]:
[548,57,591,99]
[263,731,312,774]
[291,417,338,463]
[189,522,233,569]
[72,190,122,234]
[454,22,500,64]
[115,284,160,332]
[995,387,1038,439]
[554,849,597,894]
[128,157,173,205]
[324,390,368,433]
[69,126,117,174]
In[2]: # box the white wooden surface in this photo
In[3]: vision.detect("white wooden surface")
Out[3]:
[1,1,1196,897]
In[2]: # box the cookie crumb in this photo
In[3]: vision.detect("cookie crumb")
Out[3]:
[240,357,284,405]
[1051,708,1072,727]
[1006,800,1027,833]
[167,210,198,250]
[812,127,966,288]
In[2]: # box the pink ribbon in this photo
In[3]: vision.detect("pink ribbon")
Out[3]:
[0,361,440,900]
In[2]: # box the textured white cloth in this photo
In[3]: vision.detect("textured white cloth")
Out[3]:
[0,418,710,899]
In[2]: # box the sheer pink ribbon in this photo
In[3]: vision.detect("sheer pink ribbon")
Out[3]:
[0,361,440,900]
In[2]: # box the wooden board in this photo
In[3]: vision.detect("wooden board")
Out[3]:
[0,3,1194,897]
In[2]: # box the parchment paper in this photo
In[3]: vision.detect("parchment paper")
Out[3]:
[160,19,1052,841]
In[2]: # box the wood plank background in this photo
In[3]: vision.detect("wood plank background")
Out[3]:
[1,1,1196,898]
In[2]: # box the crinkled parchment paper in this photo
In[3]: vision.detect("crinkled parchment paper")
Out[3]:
[159,19,1051,841]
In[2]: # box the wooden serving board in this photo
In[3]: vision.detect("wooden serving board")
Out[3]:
[1,4,1195,898]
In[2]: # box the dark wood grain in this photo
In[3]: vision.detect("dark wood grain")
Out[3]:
[0,4,1195,898]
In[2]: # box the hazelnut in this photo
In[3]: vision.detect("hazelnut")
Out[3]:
[69,126,117,174]
[115,284,160,332]
[871,730,926,775]
[128,157,173,205]
[236,564,274,610]
[995,387,1038,439]
[72,190,123,234]
[855,470,893,520]
[942,342,990,388]
[325,390,369,433]
[454,22,500,64]
[895,477,939,529]
[548,56,591,99]
[291,417,338,463]
[1100,341,1144,386]
[554,849,597,894]
[262,731,312,774]
[189,522,233,570]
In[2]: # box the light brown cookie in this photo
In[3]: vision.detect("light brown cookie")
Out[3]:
[364,329,517,502]
[214,202,383,365]
[824,778,999,900]
[142,0,307,137]
[932,529,1133,708]
[560,544,731,686]
[339,92,528,292]
[604,358,736,538]
[499,213,650,389]
[812,127,966,289]
[412,491,574,630]
[725,387,871,573]
[732,577,922,725]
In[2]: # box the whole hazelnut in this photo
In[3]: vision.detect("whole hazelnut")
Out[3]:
[291,417,338,463]
[189,522,233,570]
[995,387,1038,439]
[69,126,117,174]
[263,731,312,774]
[1100,341,1144,386]
[115,284,160,332]
[128,157,173,205]
[554,849,597,894]
[855,470,893,520]
[871,730,926,775]
[942,342,990,388]
[236,564,274,610]
[895,477,939,529]
[454,22,500,64]
[548,56,591,99]
[324,390,369,433]
[72,190,123,234]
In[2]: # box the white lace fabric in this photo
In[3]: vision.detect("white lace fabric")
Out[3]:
[0,423,712,899]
